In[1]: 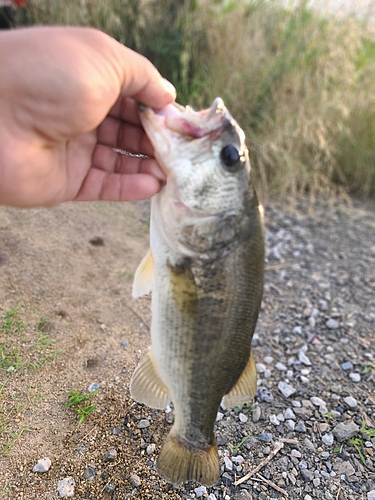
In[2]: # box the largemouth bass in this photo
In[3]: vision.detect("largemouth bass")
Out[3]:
[130,98,264,486]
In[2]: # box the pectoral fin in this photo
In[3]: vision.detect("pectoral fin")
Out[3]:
[223,350,257,408]
[132,249,154,298]
[130,350,170,409]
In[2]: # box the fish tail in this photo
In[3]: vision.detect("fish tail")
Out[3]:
[157,427,220,487]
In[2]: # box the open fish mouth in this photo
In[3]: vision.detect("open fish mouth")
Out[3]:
[139,97,229,139]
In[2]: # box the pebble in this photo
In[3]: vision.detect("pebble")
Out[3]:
[303,438,316,451]
[321,451,330,458]
[252,405,261,422]
[344,396,357,408]
[57,477,75,498]
[291,449,302,457]
[270,414,279,425]
[258,433,273,442]
[326,319,339,329]
[285,419,296,431]
[299,346,312,366]
[256,363,266,373]
[105,483,116,493]
[194,486,207,497]
[256,387,274,403]
[146,444,155,455]
[121,339,129,347]
[208,495,217,500]
[333,459,355,476]
[349,372,361,382]
[285,408,296,420]
[295,421,307,433]
[137,419,150,429]
[216,412,224,421]
[239,412,248,423]
[278,381,296,398]
[224,456,233,471]
[33,457,51,473]
[368,491,375,500]
[322,433,334,446]
[83,466,96,480]
[300,469,314,482]
[232,455,244,463]
[292,400,302,407]
[103,447,117,462]
[332,421,359,441]
[264,356,274,364]
[310,396,328,414]
[87,383,99,393]
[130,474,141,487]
[341,361,353,371]
[276,362,287,371]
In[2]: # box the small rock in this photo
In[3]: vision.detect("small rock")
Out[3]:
[232,455,244,463]
[349,372,361,382]
[83,466,96,480]
[368,490,375,500]
[121,340,128,347]
[278,381,296,398]
[146,444,155,455]
[264,356,274,364]
[88,383,99,393]
[313,478,321,487]
[332,421,359,441]
[216,412,224,421]
[333,459,355,476]
[300,469,314,482]
[105,483,116,493]
[252,405,261,422]
[112,426,122,435]
[194,486,207,498]
[137,419,150,429]
[130,474,141,488]
[276,362,287,371]
[299,346,312,366]
[57,477,75,498]
[103,447,117,462]
[344,396,357,408]
[256,387,274,403]
[100,323,106,331]
[256,363,266,373]
[322,433,334,446]
[239,413,248,423]
[310,396,328,414]
[303,438,316,451]
[326,319,339,329]
[295,421,307,433]
[284,408,296,420]
[285,419,295,431]
[33,457,51,473]
[258,433,273,443]
[269,414,279,425]
[291,449,302,458]
[341,361,353,371]
[224,456,233,471]
[292,400,302,407]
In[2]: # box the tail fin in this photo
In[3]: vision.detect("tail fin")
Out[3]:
[157,427,220,487]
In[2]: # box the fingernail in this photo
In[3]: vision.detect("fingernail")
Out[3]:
[162,78,176,98]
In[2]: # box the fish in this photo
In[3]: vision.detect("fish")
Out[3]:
[130,97,264,487]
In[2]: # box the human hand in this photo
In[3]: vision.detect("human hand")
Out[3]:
[0,26,176,207]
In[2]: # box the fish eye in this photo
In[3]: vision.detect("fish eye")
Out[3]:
[220,145,245,172]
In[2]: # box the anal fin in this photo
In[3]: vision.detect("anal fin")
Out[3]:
[223,350,257,408]
[130,350,170,409]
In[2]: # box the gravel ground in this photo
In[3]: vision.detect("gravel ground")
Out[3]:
[1,197,375,500]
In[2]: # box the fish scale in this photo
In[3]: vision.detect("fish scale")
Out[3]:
[130,98,264,486]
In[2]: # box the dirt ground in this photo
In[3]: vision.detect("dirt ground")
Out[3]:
[0,198,374,500]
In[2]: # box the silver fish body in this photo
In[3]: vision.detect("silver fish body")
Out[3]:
[130,98,264,486]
